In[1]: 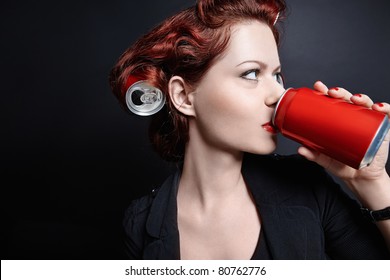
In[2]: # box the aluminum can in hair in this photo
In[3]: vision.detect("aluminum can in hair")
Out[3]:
[272,87,390,169]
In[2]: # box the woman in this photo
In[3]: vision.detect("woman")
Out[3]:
[109,0,390,259]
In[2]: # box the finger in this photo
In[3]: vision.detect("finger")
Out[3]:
[297,146,317,161]
[298,146,341,172]
[350,93,374,108]
[327,87,353,101]
[297,146,331,166]
[313,81,328,94]
[372,102,390,116]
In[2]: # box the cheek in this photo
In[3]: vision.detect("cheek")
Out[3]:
[194,91,234,136]
[196,93,261,140]
[196,84,256,115]
[194,76,266,132]
[196,91,242,125]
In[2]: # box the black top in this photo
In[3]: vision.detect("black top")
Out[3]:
[122,153,389,259]
[251,230,271,259]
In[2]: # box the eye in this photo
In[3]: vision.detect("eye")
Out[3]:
[273,72,284,87]
[241,69,260,81]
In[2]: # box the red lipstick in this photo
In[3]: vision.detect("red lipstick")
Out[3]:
[262,122,278,134]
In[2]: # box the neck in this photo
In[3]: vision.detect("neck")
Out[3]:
[178,129,245,209]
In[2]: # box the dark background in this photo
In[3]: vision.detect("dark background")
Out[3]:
[2,0,389,259]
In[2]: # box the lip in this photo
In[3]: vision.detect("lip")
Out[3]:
[261,121,279,134]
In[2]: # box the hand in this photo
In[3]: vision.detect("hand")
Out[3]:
[300,82,390,246]
[297,81,390,182]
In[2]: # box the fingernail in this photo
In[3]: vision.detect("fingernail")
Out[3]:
[329,87,339,91]
[353,94,362,98]
[376,103,384,107]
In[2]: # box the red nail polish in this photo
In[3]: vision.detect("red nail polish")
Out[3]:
[329,87,339,91]
[354,94,362,98]
[376,103,384,107]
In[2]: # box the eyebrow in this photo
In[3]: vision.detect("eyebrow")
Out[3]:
[236,60,281,72]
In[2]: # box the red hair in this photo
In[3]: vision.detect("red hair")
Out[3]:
[109,0,286,161]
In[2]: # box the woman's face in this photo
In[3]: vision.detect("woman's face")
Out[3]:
[191,20,285,155]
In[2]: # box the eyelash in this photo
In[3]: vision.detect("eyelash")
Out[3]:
[241,69,260,81]
[241,69,284,86]
[274,72,284,86]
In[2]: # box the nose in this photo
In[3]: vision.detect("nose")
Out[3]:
[265,81,285,108]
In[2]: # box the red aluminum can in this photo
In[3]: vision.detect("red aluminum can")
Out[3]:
[272,87,390,169]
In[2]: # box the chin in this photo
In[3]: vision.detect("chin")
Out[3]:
[247,141,277,155]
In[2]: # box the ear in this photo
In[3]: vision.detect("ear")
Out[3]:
[168,76,196,117]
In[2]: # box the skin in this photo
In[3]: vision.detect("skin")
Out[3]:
[168,20,390,259]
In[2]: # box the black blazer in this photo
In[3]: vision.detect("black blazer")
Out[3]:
[123,153,389,259]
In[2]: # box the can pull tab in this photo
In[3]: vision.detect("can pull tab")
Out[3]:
[140,91,158,104]
[125,80,166,116]
[131,89,158,105]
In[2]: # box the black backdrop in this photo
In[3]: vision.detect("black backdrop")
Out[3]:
[2,0,389,259]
